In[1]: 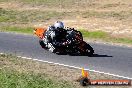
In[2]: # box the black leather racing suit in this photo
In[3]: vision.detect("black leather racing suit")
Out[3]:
[44,26,67,52]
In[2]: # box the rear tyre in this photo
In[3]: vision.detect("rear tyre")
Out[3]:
[85,44,94,56]
[55,47,67,55]
[78,31,83,40]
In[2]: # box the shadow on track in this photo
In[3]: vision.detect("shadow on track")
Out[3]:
[65,53,113,57]
[92,54,113,57]
[56,52,113,57]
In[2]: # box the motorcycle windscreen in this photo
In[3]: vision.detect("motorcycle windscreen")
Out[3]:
[34,28,46,39]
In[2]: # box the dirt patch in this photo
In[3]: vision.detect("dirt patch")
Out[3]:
[63,18,132,39]
[0,1,132,43]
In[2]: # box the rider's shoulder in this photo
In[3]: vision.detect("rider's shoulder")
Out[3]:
[47,25,55,31]
[65,27,75,31]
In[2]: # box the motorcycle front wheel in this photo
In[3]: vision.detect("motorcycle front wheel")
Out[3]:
[39,40,47,49]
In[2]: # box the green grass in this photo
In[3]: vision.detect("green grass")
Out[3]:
[0,16,9,22]
[80,29,132,44]
[0,9,132,31]
[82,11,132,20]
[0,8,71,23]
[0,0,89,7]
[0,8,132,23]
[80,30,108,39]
[111,37,132,44]
[0,69,73,88]
[1,26,33,34]
[1,0,132,13]
[0,54,74,88]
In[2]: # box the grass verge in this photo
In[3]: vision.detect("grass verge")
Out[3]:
[80,29,132,44]
[0,8,132,23]
[0,54,75,88]
[0,26,33,34]
[0,53,131,88]
[0,8,72,23]
[0,69,73,88]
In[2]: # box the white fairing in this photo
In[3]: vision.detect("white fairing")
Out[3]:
[48,43,55,53]
[42,37,48,47]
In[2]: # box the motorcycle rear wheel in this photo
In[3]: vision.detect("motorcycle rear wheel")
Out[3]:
[84,44,94,56]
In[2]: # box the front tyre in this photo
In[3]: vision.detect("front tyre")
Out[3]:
[39,40,47,49]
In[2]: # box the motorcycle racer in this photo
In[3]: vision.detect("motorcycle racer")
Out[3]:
[43,21,67,53]
[34,21,94,56]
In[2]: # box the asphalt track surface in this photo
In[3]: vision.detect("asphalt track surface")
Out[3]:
[0,32,132,79]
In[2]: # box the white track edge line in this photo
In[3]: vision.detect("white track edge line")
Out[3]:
[19,56,132,80]
[0,53,132,80]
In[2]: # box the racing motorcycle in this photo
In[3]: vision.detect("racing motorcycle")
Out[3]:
[34,27,94,56]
